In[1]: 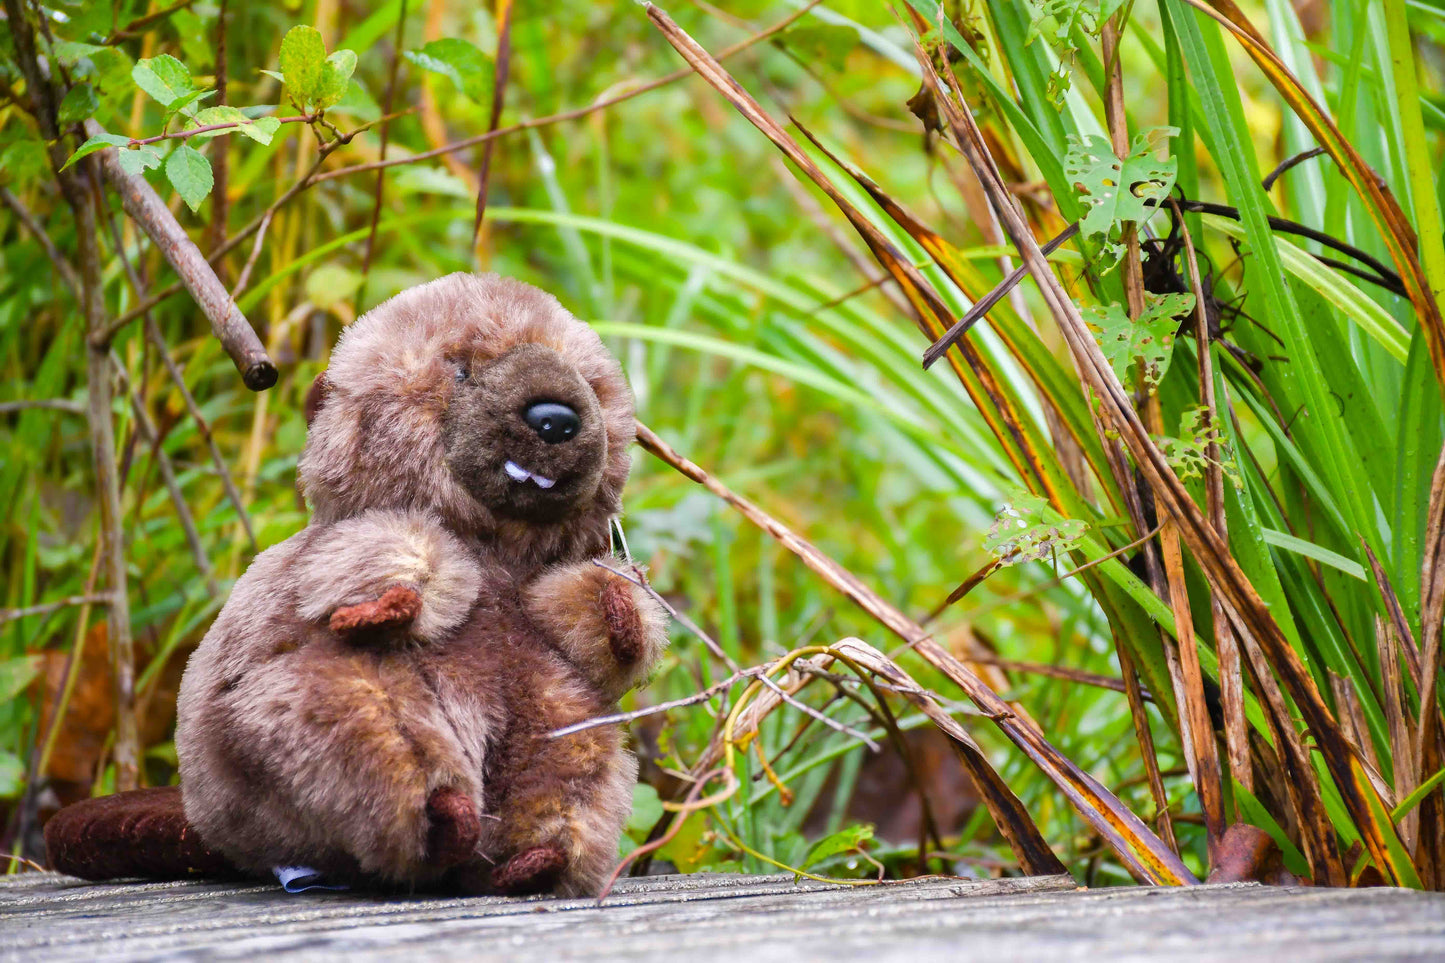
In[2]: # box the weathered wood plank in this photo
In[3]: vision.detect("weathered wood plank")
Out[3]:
[2,872,1441,962]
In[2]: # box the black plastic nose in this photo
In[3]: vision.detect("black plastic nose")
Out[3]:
[523,401,580,444]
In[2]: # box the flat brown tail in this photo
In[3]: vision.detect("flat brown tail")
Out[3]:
[44,786,238,882]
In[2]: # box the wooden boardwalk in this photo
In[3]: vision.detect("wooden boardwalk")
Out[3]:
[3,870,1443,962]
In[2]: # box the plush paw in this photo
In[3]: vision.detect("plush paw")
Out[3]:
[425,787,481,869]
[491,845,568,896]
[329,585,423,639]
[600,575,646,664]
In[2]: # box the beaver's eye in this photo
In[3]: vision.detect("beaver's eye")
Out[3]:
[454,362,469,384]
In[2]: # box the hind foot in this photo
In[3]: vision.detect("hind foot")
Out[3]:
[425,787,480,869]
[491,845,567,895]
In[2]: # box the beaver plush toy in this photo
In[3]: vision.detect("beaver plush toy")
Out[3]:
[44,273,668,896]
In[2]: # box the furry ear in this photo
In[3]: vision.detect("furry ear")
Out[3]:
[305,372,333,427]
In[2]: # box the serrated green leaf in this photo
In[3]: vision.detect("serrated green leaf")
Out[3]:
[57,83,98,124]
[776,23,859,72]
[132,54,194,107]
[246,116,282,145]
[167,87,215,119]
[164,144,213,211]
[985,492,1088,565]
[280,25,327,104]
[116,145,163,176]
[801,824,874,870]
[1065,126,1179,239]
[404,38,492,103]
[187,107,279,144]
[61,132,129,170]
[192,105,250,131]
[316,49,358,109]
[258,68,286,84]
[1084,291,1192,388]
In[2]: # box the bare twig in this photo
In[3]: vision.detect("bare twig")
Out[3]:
[205,0,229,264]
[470,0,513,246]
[549,665,768,738]
[920,222,1080,369]
[1172,197,1251,801]
[123,114,316,148]
[0,185,81,297]
[1261,146,1326,192]
[6,0,139,794]
[110,352,219,598]
[102,0,196,43]
[358,0,409,294]
[965,654,1152,699]
[97,181,257,552]
[0,399,85,415]
[591,560,878,749]
[592,559,739,672]
[82,119,276,390]
[0,594,111,625]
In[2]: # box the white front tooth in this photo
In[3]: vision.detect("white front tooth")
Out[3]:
[504,460,531,482]
[532,474,556,490]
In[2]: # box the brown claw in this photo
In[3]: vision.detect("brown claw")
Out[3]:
[329,585,423,638]
[601,577,644,664]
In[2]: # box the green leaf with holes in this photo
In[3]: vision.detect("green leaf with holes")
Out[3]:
[1028,0,1126,44]
[1084,291,1193,389]
[116,145,163,176]
[1161,405,1242,488]
[164,144,213,211]
[1065,126,1178,240]
[984,493,1088,566]
[132,54,195,108]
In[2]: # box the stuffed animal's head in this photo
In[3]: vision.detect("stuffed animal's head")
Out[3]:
[298,273,634,565]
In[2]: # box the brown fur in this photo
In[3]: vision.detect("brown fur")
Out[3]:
[50,274,666,896]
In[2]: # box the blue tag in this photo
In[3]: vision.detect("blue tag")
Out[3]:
[273,865,351,894]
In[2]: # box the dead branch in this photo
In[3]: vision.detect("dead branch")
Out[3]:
[0,185,81,296]
[0,399,86,415]
[81,120,275,390]
[0,594,111,625]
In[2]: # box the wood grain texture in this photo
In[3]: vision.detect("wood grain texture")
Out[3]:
[4,872,1444,962]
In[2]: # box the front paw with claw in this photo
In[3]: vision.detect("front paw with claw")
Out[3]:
[524,561,668,701]
[329,585,423,642]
